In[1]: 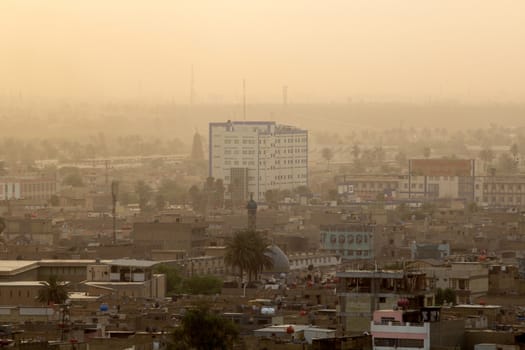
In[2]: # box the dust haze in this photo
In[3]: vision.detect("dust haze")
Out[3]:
[2,1,525,103]
[2,1,525,156]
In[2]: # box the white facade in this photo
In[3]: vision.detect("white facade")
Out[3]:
[398,175,460,199]
[0,177,58,201]
[0,181,20,200]
[209,121,308,202]
[371,320,430,350]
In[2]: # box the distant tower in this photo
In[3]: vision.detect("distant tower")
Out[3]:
[191,131,205,161]
[246,193,257,231]
[190,64,195,105]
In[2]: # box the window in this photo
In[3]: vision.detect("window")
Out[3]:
[374,338,396,347]
[399,339,425,348]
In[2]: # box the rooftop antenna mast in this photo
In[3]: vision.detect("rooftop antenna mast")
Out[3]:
[242,79,246,121]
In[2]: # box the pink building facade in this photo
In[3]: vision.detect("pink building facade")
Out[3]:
[371,310,432,350]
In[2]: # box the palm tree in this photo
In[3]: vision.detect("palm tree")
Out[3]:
[373,145,386,165]
[224,230,273,285]
[479,147,495,174]
[37,275,69,305]
[321,148,334,171]
[395,151,407,168]
[246,232,274,281]
[351,144,361,161]
[224,231,252,284]
[171,303,238,350]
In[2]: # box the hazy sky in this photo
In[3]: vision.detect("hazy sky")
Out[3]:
[2,1,525,103]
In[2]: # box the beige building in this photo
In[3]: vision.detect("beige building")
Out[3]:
[0,177,58,202]
[209,121,308,203]
[0,281,44,306]
[2,218,58,245]
[336,270,433,334]
[412,261,488,304]
[337,175,400,202]
[0,259,167,306]
[84,259,166,299]
[133,213,208,256]
[478,176,525,208]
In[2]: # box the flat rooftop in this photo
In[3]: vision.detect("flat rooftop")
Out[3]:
[0,261,38,274]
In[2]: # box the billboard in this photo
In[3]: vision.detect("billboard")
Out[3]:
[409,159,474,177]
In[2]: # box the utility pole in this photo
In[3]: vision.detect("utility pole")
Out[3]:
[111,181,119,245]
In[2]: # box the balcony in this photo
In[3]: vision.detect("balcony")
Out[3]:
[371,321,429,335]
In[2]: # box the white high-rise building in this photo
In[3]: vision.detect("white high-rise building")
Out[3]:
[209,121,308,203]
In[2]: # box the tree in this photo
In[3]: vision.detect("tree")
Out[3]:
[49,195,60,207]
[321,147,334,170]
[435,288,456,306]
[423,146,431,159]
[479,148,494,173]
[181,275,223,295]
[149,158,164,169]
[37,275,69,305]
[467,201,478,214]
[395,151,407,168]
[155,193,166,211]
[119,191,139,206]
[396,203,410,220]
[373,145,386,165]
[264,189,280,209]
[213,179,225,209]
[224,230,273,284]
[135,181,152,211]
[62,173,83,187]
[351,144,361,161]
[293,185,313,198]
[158,178,182,204]
[189,185,205,213]
[154,264,183,294]
[496,153,518,174]
[420,202,436,216]
[171,304,238,350]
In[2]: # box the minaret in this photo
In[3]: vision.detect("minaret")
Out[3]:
[246,193,257,231]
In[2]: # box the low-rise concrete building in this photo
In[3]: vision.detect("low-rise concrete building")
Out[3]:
[336,270,434,333]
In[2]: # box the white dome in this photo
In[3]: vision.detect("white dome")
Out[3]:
[264,244,290,273]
